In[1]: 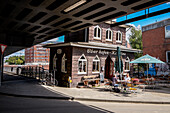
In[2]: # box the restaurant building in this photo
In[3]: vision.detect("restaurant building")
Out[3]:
[45,23,140,87]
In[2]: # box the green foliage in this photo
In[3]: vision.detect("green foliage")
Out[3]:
[129,27,143,59]
[5,56,25,65]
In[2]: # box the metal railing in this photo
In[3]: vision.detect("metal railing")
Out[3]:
[4,66,57,86]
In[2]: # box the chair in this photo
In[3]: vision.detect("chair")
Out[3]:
[126,83,138,94]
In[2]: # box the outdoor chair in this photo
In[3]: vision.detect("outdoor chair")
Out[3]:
[126,83,138,93]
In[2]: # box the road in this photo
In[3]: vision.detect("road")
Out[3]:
[1,95,170,113]
[0,95,106,113]
[77,101,170,113]
[1,73,170,113]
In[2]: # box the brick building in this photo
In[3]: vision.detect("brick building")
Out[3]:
[25,44,50,69]
[142,19,170,64]
[45,23,140,87]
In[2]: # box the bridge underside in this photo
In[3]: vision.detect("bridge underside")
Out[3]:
[0,0,168,56]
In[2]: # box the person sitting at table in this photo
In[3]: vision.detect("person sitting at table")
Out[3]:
[112,74,120,93]
[112,74,118,87]
[123,73,131,90]
[124,73,131,83]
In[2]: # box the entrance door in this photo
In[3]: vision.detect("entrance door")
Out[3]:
[105,56,114,79]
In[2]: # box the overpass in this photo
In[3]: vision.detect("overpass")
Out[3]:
[0,0,169,84]
[0,0,169,56]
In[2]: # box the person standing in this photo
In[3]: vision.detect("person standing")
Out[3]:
[99,69,104,83]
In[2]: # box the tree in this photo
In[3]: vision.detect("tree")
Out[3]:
[129,27,143,58]
[5,56,25,65]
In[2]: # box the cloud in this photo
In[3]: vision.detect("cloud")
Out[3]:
[48,37,59,42]
[126,24,141,42]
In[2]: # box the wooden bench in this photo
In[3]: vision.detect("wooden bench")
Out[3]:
[82,75,100,86]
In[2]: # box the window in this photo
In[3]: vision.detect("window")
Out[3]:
[78,54,87,74]
[94,26,101,39]
[116,31,122,43]
[106,29,112,41]
[92,55,100,73]
[165,25,170,38]
[125,57,130,71]
[53,54,57,70]
[166,51,170,63]
[61,54,67,73]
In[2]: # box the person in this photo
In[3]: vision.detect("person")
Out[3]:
[112,74,118,86]
[112,74,120,93]
[123,73,131,90]
[115,71,121,80]
[99,69,104,83]
[124,73,131,83]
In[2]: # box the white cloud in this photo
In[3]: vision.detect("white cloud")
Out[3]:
[5,49,25,58]
[126,24,141,42]
[48,38,59,42]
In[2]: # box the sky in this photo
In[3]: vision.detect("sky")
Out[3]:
[5,2,170,58]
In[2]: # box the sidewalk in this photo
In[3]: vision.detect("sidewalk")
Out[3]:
[1,73,170,104]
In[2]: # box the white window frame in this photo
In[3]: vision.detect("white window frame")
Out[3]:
[61,53,67,73]
[92,55,100,73]
[165,25,170,38]
[166,51,170,63]
[78,54,87,74]
[125,57,130,72]
[116,31,122,43]
[94,25,102,40]
[106,28,113,41]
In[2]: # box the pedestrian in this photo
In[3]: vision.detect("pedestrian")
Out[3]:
[99,69,104,83]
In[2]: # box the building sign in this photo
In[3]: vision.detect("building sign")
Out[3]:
[87,49,126,56]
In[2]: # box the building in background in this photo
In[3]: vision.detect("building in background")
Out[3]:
[142,18,170,75]
[142,18,170,64]
[25,44,50,69]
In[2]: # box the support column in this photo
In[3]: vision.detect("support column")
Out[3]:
[0,52,3,86]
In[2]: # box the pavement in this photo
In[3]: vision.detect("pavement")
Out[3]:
[1,72,170,104]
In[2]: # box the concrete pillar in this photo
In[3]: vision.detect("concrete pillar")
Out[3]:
[0,52,4,86]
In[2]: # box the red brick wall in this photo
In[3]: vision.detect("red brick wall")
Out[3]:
[143,27,170,62]
[25,45,50,64]
[89,24,126,46]
[71,47,135,87]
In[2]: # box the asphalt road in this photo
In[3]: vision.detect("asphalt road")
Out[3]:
[77,101,170,113]
[1,95,170,113]
[0,95,108,113]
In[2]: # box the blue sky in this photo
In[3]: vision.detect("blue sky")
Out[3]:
[6,2,169,57]
[117,2,170,27]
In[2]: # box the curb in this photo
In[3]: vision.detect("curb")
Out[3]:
[0,92,73,100]
[1,91,170,104]
[74,98,170,104]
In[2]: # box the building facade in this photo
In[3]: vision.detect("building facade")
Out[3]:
[45,23,140,87]
[142,19,170,64]
[25,44,50,69]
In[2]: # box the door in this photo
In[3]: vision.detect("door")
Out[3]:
[105,56,114,79]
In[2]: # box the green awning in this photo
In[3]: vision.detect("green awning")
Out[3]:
[130,54,164,64]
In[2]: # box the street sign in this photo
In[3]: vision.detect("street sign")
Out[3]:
[0,44,7,55]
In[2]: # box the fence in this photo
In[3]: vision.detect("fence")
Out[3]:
[4,65,57,86]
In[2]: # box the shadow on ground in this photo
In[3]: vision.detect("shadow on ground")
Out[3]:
[0,73,114,113]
